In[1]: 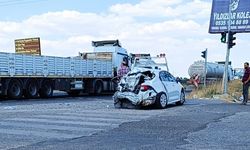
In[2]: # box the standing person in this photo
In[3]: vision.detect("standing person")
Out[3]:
[118,60,129,78]
[242,62,250,105]
[112,58,129,87]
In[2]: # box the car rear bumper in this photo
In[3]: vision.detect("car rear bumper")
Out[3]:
[114,90,157,106]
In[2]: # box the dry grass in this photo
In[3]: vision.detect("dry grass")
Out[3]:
[187,80,243,102]
[228,80,242,100]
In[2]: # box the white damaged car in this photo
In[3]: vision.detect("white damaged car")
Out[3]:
[113,66,185,109]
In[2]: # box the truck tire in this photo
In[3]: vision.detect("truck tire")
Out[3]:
[67,90,80,97]
[94,80,103,95]
[39,80,53,98]
[24,80,38,99]
[7,79,23,99]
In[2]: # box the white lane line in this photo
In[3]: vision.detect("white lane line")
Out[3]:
[6,118,119,127]
[0,128,87,139]
[34,115,137,123]
[0,122,104,133]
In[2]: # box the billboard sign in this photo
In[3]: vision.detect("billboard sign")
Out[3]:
[209,0,250,33]
[15,37,41,55]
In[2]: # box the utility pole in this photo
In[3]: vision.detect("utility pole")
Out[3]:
[222,0,231,94]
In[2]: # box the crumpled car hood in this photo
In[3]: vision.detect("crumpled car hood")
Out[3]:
[119,69,155,92]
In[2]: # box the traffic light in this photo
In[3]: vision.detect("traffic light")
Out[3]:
[228,31,236,49]
[201,50,207,59]
[220,32,227,43]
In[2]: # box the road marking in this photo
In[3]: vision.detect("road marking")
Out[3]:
[6,118,119,127]
[0,98,167,150]
[0,128,84,139]
[0,121,104,133]
[0,108,158,139]
[33,115,131,123]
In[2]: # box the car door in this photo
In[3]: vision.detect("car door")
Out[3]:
[165,72,180,101]
[159,71,175,102]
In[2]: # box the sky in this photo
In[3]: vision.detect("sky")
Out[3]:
[0,0,249,77]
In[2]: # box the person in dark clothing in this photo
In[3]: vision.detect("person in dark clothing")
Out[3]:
[242,62,250,105]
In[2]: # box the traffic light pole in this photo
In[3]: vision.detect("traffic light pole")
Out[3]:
[204,49,207,88]
[222,0,231,94]
[223,43,230,94]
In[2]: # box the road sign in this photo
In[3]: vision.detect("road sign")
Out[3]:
[209,0,250,33]
[15,37,41,55]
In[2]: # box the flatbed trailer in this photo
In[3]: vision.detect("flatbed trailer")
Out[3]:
[0,40,128,99]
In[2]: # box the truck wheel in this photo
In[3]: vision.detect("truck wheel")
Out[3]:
[94,80,103,95]
[67,90,80,97]
[7,79,23,99]
[24,80,38,99]
[155,92,167,109]
[39,80,53,98]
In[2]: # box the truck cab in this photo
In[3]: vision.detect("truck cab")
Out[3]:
[92,40,129,70]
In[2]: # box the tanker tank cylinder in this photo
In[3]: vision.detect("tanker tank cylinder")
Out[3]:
[188,61,227,79]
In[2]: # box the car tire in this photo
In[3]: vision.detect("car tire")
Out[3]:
[155,92,167,109]
[176,90,185,106]
[114,101,122,108]
[113,92,122,108]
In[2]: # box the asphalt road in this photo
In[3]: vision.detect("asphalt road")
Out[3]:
[0,96,250,150]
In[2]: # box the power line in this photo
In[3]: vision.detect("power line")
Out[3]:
[0,0,49,7]
[0,0,28,4]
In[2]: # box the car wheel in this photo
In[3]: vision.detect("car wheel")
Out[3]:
[113,92,122,108]
[176,91,185,106]
[155,92,167,109]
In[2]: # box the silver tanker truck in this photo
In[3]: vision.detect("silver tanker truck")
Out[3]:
[188,61,234,82]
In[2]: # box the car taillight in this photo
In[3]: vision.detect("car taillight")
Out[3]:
[140,85,151,91]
